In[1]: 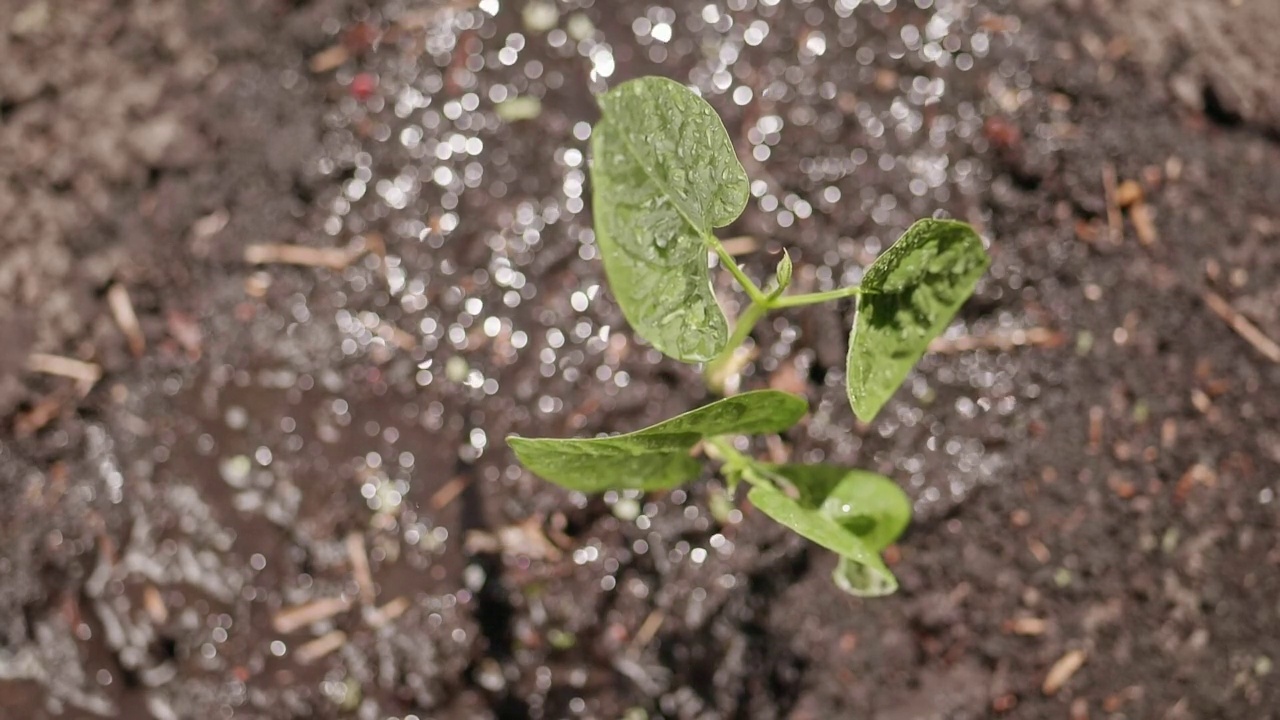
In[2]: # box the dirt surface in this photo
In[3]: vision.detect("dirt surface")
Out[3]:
[2,0,1279,718]
[1103,0,1280,135]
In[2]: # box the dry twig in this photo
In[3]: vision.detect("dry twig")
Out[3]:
[296,630,347,664]
[430,475,470,510]
[466,517,563,561]
[107,284,145,357]
[1087,406,1104,455]
[1043,649,1087,695]
[1202,291,1280,363]
[1027,538,1051,564]
[1130,202,1157,246]
[1004,616,1048,636]
[630,609,666,652]
[1115,179,1142,208]
[27,353,102,391]
[272,596,352,634]
[309,45,349,73]
[347,532,376,606]
[143,586,168,625]
[244,244,354,270]
[366,596,410,629]
[1174,462,1217,504]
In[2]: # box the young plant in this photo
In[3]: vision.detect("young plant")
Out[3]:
[506,76,989,596]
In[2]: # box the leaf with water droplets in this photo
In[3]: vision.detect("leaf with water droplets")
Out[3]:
[748,464,909,597]
[591,76,749,362]
[507,390,806,493]
[846,219,989,422]
[773,464,911,553]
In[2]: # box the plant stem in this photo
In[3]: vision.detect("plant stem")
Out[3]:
[704,436,742,463]
[704,436,769,488]
[769,283,864,308]
[724,300,768,359]
[703,298,768,386]
[707,235,768,305]
[705,234,864,385]
[705,435,799,492]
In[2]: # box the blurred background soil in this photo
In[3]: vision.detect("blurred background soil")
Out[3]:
[2,0,1279,718]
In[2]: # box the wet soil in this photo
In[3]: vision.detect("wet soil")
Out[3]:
[3,0,1279,718]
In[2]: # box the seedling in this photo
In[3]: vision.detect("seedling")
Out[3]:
[506,77,989,596]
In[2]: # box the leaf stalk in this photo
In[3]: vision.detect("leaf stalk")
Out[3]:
[707,235,769,305]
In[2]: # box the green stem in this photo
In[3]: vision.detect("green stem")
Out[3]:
[724,300,768,359]
[705,436,798,492]
[769,284,864,308]
[707,235,768,305]
[703,298,768,386]
[703,236,864,386]
[704,436,769,488]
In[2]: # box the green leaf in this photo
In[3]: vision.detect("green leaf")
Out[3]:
[846,219,989,422]
[591,77,749,363]
[832,556,898,597]
[508,390,806,493]
[769,250,793,300]
[508,432,702,494]
[747,464,910,597]
[768,464,910,553]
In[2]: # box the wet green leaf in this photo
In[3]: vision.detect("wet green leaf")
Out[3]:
[508,390,806,493]
[847,219,989,422]
[591,76,749,362]
[748,464,909,597]
[831,555,898,597]
[768,464,910,553]
[508,432,701,494]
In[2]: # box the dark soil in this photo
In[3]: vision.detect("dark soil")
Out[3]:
[3,0,1279,718]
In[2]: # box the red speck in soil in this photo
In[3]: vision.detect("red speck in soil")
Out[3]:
[351,73,378,101]
[984,116,1023,150]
